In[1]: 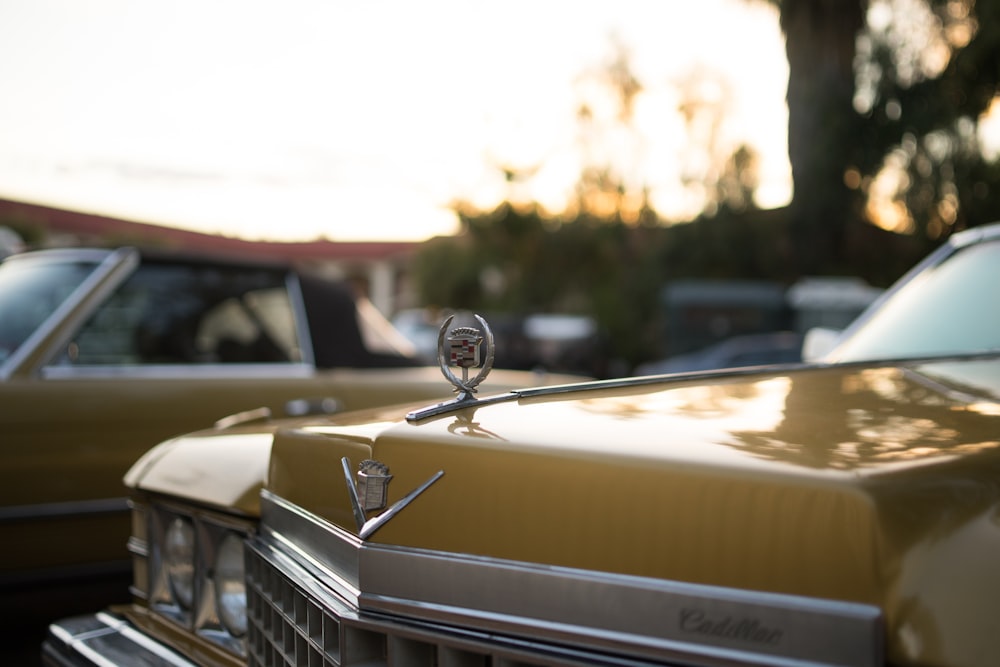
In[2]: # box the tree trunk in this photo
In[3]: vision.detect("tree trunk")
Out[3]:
[781,0,866,275]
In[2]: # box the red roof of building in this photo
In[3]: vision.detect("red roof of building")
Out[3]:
[0,197,420,264]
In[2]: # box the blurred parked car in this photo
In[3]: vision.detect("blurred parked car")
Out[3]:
[636,330,804,375]
[45,222,1000,667]
[0,246,577,600]
[645,276,884,376]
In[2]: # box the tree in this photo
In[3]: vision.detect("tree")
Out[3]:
[858,0,1000,244]
[412,3,1000,371]
[779,0,867,273]
[767,0,1000,271]
[571,37,654,223]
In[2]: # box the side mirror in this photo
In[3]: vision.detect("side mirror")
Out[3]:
[801,327,842,362]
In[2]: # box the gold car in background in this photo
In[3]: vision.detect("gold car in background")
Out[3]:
[0,246,570,608]
[45,222,1000,667]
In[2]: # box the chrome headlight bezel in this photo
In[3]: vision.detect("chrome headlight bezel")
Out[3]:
[146,500,254,657]
[149,506,196,626]
[214,531,248,638]
[164,516,196,610]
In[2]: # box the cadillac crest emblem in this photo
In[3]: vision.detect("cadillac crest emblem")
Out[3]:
[437,314,495,401]
[341,457,444,540]
[448,328,482,369]
[356,459,392,512]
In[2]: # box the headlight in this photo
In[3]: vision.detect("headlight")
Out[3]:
[146,502,254,659]
[164,517,195,609]
[214,532,247,637]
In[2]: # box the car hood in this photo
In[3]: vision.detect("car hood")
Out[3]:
[122,365,584,512]
[267,356,1000,666]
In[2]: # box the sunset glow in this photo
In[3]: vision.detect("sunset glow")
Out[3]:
[0,0,791,242]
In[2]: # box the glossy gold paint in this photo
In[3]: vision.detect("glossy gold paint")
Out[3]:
[1,363,574,582]
[256,358,1000,667]
[125,431,274,515]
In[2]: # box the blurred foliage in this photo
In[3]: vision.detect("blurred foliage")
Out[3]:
[414,202,921,373]
[413,0,1000,372]
[856,0,1000,241]
[776,0,1000,268]
[416,203,666,371]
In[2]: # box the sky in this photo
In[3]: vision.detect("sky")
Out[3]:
[0,0,791,242]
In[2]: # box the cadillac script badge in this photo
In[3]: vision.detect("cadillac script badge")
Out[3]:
[437,314,495,402]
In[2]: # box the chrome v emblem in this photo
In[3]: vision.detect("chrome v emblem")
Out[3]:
[341,457,444,540]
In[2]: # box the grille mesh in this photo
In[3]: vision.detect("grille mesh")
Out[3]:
[245,545,591,667]
[246,547,344,666]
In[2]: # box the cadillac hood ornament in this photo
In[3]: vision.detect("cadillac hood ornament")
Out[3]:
[437,313,495,402]
[342,457,443,540]
[405,313,499,422]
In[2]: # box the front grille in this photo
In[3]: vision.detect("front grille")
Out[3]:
[245,542,622,667]
[246,545,347,667]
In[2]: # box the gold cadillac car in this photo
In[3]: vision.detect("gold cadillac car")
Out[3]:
[0,246,571,607]
[44,222,1000,667]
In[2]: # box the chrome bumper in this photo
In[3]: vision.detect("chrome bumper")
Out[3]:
[42,612,196,667]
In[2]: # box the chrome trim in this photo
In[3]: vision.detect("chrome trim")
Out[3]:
[41,361,315,379]
[260,490,363,604]
[126,536,148,558]
[361,547,882,667]
[411,351,995,423]
[1,247,137,380]
[0,496,128,523]
[340,457,444,539]
[406,315,501,422]
[436,313,495,400]
[287,272,316,366]
[248,537,566,667]
[214,406,272,430]
[948,220,1000,247]
[342,458,368,531]
[515,364,808,398]
[357,470,444,540]
[44,611,197,667]
[260,491,883,667]
[146,499,257,658]
[405,390,517,422]
[407,365,807,422]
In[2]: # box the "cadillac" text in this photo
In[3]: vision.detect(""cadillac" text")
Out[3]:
[678,608,783,645]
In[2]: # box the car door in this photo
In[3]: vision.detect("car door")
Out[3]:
[0,252,338,584]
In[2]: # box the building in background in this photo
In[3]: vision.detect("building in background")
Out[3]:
[0,198,420,318]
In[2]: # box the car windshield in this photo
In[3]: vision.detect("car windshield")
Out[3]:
[831,239,1000,363]
[0,254,102,364]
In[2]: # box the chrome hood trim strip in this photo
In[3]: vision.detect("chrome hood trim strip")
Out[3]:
[41,361,315,379]
[260,490,883,667]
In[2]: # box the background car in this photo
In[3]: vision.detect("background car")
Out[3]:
[42,222,1000,667]
[0,246,578,622]
[635,330,804,374]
